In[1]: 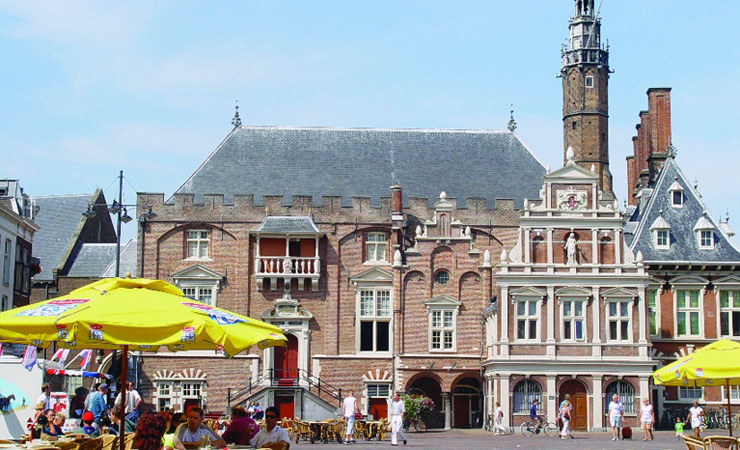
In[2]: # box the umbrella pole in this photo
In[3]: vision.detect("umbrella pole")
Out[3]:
[728,379,733,438]
[119,345,129,450]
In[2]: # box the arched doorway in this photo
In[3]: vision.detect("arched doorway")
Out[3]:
[559,379,588,431]
[407,377,443,429]
[452,377,481,428]
[274,334,298,385]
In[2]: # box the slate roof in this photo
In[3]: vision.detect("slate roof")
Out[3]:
[101,239,138,278]
[253,216,322,235]
[173,127,546,208]
[625,158,740,264]
[67,243,117,277]
[31,194,93,281]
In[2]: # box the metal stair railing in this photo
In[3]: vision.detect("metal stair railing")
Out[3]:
[227,368,344,409]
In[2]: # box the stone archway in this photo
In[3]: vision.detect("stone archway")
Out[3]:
[407,376,443,429]
[452,377,482,428]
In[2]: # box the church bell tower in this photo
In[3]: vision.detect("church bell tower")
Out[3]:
[561,0,613,197]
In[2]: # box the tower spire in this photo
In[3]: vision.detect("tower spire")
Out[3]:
[561,0,613,197]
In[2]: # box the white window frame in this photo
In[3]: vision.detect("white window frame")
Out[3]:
[585,75,594,88]
[2,238,11,285]
[647,289,660,337]
[366,383,391,398]
[607,300,632,342]
[722,386,740,402]
[719,290,740,337]
[365,232,388,263]
[512,380,542,414]
[679,386,704,401]
[698,230,714,249]
[671,190,683,207]
[675,289,702,337]
[186,229,210,260]
[180,286,215,305]
[430,309,456,352]
[357,288,392,354]
[655,229,669,249]
[181,382,202,399]
[560,298,586,341]
[515,298,540,342]
[605,381,636,415]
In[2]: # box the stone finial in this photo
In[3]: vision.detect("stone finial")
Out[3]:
[590,163,596,173]
[546,163,551,173]
[507,104,517,132]
[439,191,447,200]
[483,249,491,266]
[415,225,422,238]
[231,100,242,127]
[566,146,575,164]
[465,226,471,238]
[524,198,529,210]
[636,250,643,263]
[393,249,403,266]
[500,249,508,263]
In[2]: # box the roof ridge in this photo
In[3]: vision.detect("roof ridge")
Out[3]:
[234,125,513,134]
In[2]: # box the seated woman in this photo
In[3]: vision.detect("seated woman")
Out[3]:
[43,413,66,437]
[135,412,167,450]
[162,412,185,450]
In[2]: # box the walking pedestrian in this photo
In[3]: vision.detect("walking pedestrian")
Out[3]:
[686,400,705,438]
[559,400,573,439]
[607,394,623,441]
[342,390,360,444]
[494,402,505,435]
[390,392,407,446]
[640,397,654,441]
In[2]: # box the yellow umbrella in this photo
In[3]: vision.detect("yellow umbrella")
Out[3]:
[0,277,287,447]
[653,339,740,437]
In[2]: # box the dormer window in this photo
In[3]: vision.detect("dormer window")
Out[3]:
[650,210,671,250]
[694,213,716,249]
[668,178,685,208]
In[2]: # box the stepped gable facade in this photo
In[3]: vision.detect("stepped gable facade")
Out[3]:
[136,126,543,427]
[624,90,740,416]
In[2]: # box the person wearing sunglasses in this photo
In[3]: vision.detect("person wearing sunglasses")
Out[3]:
[250,407,290,450]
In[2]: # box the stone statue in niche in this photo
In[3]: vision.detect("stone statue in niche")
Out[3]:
[564,232,578,266]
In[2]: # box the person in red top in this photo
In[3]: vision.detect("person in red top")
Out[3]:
[221,406,259,446]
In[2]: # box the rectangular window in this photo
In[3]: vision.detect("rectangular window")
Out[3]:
[2,239,10,284]
[656,230,669,248]
[359,290,391,352]
[365,232,387,262]
[679,386,703,400]
[516,299,538,341]
[431,309,455,350]
[672,191,683,206]
[187,230,209,259]
[562,300,585,341]
[585,76,594,88]
[699,230,713,248]
[725,386,740,401]
[719,290,740,337]
[367,384,390,397]
[608,301,631,341]
[181,286,214,305]
[182,383,201,398]
[158,382,171,397]
[676,290,701,336]
[648,290,658,336]
[572,121,577,130]
[158,398,171,411]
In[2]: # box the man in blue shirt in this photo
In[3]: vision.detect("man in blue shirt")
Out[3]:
[530,399,543,432]
[87,383,110,425]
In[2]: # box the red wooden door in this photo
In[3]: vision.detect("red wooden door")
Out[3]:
[369,398,387,420]
[275,395,294,420]
[559,380,588,431]
[274,334,298,384]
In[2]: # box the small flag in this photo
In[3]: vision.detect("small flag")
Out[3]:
[22,345,37,372]
[59,349,70,365]
[0,342,4,356]
[51,348,64,362]
[79,349,92,369]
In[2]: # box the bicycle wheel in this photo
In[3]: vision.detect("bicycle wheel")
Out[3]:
[520,421,535,437]
[543,422,559,437]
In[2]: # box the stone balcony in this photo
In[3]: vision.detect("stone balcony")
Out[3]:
[255,255,320,292]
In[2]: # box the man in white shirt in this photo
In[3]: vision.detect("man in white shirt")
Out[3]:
[173,406,226,450]
[390,392,407,446]
[342,390,360,444]
[36,383,51,411]
[114,381,142,421]
[686,401,705,438]
[607,394,624,441]
[250,407,290,449]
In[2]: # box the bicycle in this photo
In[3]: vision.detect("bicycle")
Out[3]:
[483,414,495,432]
[520,417,558,437]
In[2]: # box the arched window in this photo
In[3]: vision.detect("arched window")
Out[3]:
[604,381,635,414]
[513,379,542,414]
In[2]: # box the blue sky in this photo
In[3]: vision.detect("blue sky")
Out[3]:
[1,1,739,241]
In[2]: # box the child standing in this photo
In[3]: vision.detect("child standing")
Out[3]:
[675,417,686,440]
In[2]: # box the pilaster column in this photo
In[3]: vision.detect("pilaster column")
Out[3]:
[591,228,598,265]
[524,228,531,264]
[593,376,603,431]
[500,377,511,429]
[547,286,556,357]
[501,286,509,357]
[592,286,601,355]
[615,229,621,264]
[443,392,452,430]
[546,376,557,423]
[639,377,650,404]
[547,228,554,265]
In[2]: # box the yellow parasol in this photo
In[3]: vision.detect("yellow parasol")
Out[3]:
[0,277,287,447]
[652,339,740,436]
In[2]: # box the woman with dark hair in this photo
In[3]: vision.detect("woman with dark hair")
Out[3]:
[135,412,167,450]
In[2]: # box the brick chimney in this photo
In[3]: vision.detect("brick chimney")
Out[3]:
[638,111,651,188]
[647,88,672,181]
[391,185,402,215]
